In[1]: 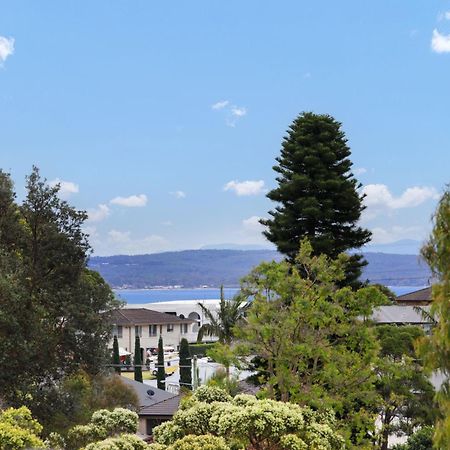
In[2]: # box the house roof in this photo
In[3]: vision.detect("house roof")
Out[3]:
[110,308,195,326]
[119,376,175,407]
[396,286,432,303]
[372,305,433,324]
[139,395,181,417]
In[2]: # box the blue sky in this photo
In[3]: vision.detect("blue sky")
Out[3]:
[1,1,449,255]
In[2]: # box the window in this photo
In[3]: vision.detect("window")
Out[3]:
[167,323,174,332]
[117,325,123,338]
[180,323,188,334]
[135,326,142,337]
[149,324,157,336]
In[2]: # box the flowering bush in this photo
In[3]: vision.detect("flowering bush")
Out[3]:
[82,433,147,450]
[152,386,345,450]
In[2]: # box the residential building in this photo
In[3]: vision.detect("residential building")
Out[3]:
[109,308,195,356]
[395,286,432,306]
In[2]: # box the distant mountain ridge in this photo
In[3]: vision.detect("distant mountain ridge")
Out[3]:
[89,249,431,289]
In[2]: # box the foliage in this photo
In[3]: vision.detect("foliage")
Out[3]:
[0,168,121,416]
[237,240,387,446]
[152,386,345,450]
[197,285,250,344]
[207,368,240,397]
[187,343,215,358]
[66,408,138,449]
[206,343,240,379]
[157,335,166,390]
[179,338,192,390]
[374,326,437,449]
[23,371,138,437]
[261,112,371,287]
[134,336,143,383]
[83,434,147,450]
[113,336,121,374]
[417,187,450,448]
[0,406,44,449]
[391,426,434,450]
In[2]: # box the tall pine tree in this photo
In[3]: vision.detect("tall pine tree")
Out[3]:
[157,335,166,390]
[261,112,371,286]
[134,335,143,383]
[112,335,121,374]
[179,338,192,390]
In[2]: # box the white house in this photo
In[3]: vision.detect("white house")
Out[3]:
[109,308,195,357]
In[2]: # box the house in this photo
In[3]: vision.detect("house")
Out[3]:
[119,376,181,437]
[125,299,221,342]
[109,308,195,357]
[395,286,432,306]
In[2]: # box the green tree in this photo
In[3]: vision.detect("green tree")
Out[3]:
[417,187,450,448]
[134,336,143,383]
[374,326,436,450]
[197,286,250,345]
[237,240,386,446]
[0,168,120,417]
[112,335,121,374]
[179,338,192,390]
[157,335,166,390]
[392,426,434,450]
[261,112,371,286]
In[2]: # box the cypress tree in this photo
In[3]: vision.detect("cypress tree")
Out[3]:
[134,335,143,383]
[157,335,166,390]
[112,335,121,374]
[261,112,371,286]
[179,338,192,390]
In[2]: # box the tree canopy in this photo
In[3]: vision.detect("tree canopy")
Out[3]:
[0,167,121,421]
[261,112,371,286]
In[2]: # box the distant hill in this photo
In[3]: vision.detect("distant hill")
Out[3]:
[89,249,431,289]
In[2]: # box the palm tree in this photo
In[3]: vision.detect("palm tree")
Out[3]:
[197,286,250,345]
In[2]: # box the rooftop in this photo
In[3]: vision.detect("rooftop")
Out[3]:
[396,286,432,303]
[110,308,195,325]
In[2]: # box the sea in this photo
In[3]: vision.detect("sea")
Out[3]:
[114,286,425,304]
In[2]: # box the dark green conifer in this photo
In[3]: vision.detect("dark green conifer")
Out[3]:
[112,335,121,374]
[261,112,371,286]
[157,335,165,390]
[134,335,143,383]
[179,338,192,390]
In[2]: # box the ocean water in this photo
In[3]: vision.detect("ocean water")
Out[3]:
[114,286,424,304]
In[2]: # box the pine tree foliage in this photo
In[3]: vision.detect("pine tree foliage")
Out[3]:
[262,112,371,285]
[157,335,166,390]
[179,338,192,390]
[134,336,143,383]
[112,335,121,374]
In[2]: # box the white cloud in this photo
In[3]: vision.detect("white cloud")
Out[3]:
[370,225,425,244]
[103,230,169,255]
[242,216,265,233]
[0,36,14,64]
[211,100,229,110]
[83,225,99,238]
[354,167,367,175]
[431,29,450,53]
[362,184,439,210]
[170,190,186,199]
[224,180,265,196]
[49,178,79,199]
[110,194,147,207]
[438,11,450,21]
[162,220,173,226]
[231,106,247,117]
[87,204,110,222]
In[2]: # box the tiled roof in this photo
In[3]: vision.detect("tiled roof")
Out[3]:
[109,308,195,326]
[139,395,181,417]
[396,286,432,303]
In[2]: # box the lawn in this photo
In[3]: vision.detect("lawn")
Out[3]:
[120,371,155,380]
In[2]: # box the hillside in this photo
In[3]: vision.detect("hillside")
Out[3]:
[88,250,431,288]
